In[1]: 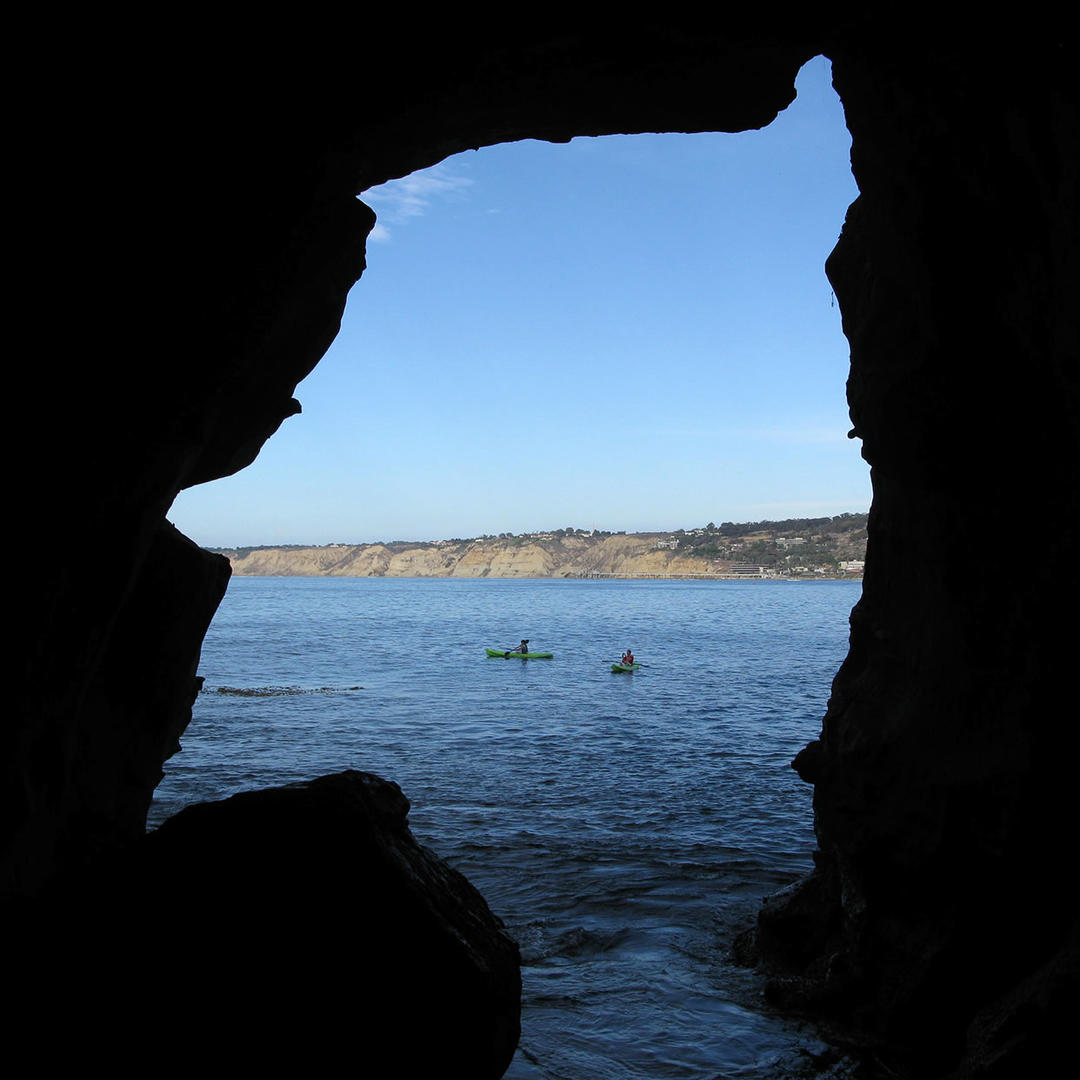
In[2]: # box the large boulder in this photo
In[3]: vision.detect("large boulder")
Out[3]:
[12,771,521,1074]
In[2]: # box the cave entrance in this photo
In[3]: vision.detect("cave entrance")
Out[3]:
[170,56,865,547]
[163,56,867,1080]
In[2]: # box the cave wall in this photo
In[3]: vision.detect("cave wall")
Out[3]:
[6,17,823,898]
[7,16,1077,1077]
[770,32,1079,1073]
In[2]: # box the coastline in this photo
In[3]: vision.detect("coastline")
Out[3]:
[207,518,867,582]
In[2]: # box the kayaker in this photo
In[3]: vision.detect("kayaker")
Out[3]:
[621,648,634,666]
[515,639,530,654]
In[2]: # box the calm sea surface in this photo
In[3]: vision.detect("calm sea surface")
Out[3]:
[150,576,861,1078]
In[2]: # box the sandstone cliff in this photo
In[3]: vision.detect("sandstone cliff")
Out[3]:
[222,534,741,578]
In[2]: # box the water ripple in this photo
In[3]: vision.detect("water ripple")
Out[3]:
[152,577,861,1078]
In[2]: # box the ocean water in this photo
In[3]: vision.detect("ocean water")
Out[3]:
[150,576,861,1078]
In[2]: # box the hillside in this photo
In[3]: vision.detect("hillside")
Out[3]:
[214,515,867,579]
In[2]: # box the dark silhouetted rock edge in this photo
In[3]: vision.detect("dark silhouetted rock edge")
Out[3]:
[9,771,521,1076]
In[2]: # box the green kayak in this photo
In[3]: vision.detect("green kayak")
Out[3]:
[486,648,554,659]
[611,662,641,673]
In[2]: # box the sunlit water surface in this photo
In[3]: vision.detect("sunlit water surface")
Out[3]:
[151,577,861,1078]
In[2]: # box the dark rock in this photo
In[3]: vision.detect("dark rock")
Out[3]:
[752,28,1080,1077]
[950,922,1080,1080]
[12,771,521,1075]
[793,739,825,785]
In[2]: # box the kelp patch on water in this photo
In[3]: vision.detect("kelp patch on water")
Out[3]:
[206,685,364,697]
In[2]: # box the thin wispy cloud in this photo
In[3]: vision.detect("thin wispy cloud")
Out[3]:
[360,164,474,242]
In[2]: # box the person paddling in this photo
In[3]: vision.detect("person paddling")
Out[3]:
[515,639,530,654]
[621,648,635,666]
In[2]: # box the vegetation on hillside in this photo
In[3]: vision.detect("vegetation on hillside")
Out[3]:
[671,513,867,572]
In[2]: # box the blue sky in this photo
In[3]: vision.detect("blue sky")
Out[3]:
[170,56,869,548]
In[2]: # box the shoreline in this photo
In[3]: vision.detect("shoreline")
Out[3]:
[224,570,863,582]
[208,517,867,582]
